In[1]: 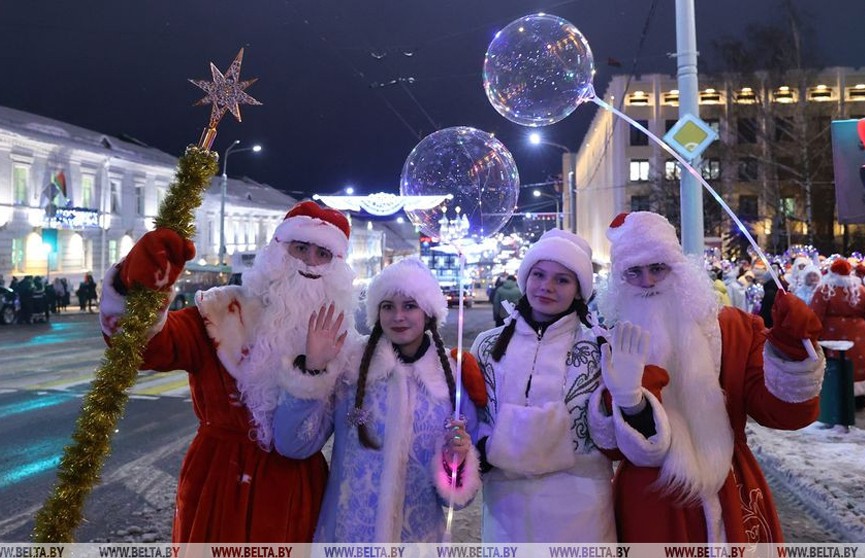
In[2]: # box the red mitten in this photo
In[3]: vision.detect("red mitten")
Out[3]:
[766,290,823,360]
[450,348,488,407]
[119,229,195,292]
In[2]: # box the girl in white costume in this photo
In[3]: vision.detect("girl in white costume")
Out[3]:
[471,229,616,542]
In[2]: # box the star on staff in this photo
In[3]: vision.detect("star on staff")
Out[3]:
[190,48,262,127]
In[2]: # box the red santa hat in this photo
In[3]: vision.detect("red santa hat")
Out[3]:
[364,257,448,329]
[517,229,594,301]
[830,258,852,276]
[272,201,351,258]
[606,211,683,271]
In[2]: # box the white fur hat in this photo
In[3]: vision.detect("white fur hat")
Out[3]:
[607,212,684,272]
[365,257,448,329]
[517,229,594,301]
[272,201,351,258]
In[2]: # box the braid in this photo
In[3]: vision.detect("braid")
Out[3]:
[355,322,383,450]
[575,298,607,347]
[429,319,456,411]
[490,296,530,362]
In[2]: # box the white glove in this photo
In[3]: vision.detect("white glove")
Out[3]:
[600,321,650,408]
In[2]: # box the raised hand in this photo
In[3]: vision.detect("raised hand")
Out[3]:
[601,321,650,408]
[305,303,347,371]
[443,416,471,465]
[767,290,822,360]
[120,229,195,292]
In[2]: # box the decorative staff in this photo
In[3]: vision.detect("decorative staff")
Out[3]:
[32,49,260,542]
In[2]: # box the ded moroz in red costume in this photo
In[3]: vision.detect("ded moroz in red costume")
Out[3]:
[589,212,824,543]
[100,201,356,542]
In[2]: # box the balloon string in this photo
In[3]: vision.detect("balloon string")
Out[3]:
[588,92,783,292]
[443,246,466,541]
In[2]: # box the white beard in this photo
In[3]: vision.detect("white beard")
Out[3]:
[601,258,734,502]
[235,240,357,448]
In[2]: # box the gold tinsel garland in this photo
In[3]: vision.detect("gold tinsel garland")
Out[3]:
[32,145,219,542]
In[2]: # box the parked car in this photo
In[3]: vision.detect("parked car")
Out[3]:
[442,285,474,308]
[1,286,19,325]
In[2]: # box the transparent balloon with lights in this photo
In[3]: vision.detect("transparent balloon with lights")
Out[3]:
[400,126,519,244]
[483,12,595,127]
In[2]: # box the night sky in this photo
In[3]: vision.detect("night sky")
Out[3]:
[1,1,863,203]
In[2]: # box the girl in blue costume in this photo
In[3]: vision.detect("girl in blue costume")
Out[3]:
[272,257,482,542]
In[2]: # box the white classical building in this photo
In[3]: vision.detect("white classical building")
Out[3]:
[0,105,296,287]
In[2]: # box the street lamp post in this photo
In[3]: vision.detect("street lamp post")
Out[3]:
[529,133,574,233]
[220,141,262,266]
[533,190,561,229]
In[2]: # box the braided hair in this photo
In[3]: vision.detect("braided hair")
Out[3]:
[353,318,457,450]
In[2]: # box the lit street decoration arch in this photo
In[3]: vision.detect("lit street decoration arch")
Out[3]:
[312,191,452,216]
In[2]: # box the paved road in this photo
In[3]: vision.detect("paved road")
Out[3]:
[0,304,846,542]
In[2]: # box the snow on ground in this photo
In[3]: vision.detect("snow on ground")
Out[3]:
[747,411,865,542]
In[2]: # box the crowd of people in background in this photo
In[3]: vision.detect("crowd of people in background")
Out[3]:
[0,272,99,324]
[703,246,865,417]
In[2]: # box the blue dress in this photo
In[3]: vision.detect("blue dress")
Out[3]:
[272,334,481,542]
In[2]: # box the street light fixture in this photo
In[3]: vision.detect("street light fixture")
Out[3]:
[533,189,561,229]
[529,132,575,233]
[220,141,262,266]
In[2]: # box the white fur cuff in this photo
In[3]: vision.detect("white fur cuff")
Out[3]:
[99,264,168,339]
[764,343,826,403]
[613,389,671,467]
[432,441,481,508]
[587,387,617,451]
[276,355,341,401]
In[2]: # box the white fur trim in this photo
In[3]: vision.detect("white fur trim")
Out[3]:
[607,212,682,272]
[587,387,618,451]
[432,440,481,508]
[763,342,826,403]
[517,229,594,300]
[99,264,169,339]
[612,389,672,467]
[196,285,262,380]
[364,257,448,329]
[374,367,413,542]
[702,495,727,543]
[273,214,349,258]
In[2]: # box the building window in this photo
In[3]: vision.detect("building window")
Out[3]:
[699,88,722,104]
[664,160,681,181]
[630,120,649,146]
[665,119,677,133]
[772,86,796,104]
[781,197,796,217]
[629,159,650,182]
[845,84,865,102]
[108,240,118,266]
[81,175,94,208]
[774,117,794,142]
[662,90,680,106]
[735,87,757,104]
[110,181,121,214]
[627,90,650,106]
[13,165,29,205]
[135,185,145,216]
[737,118,757,144]
[739,195,759,220]
[808,85,834,102]
[630,195,650,212]
[738,157,759,181]
[704,118,720,135]
[12,238,25,272]
[701,159,721,180]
